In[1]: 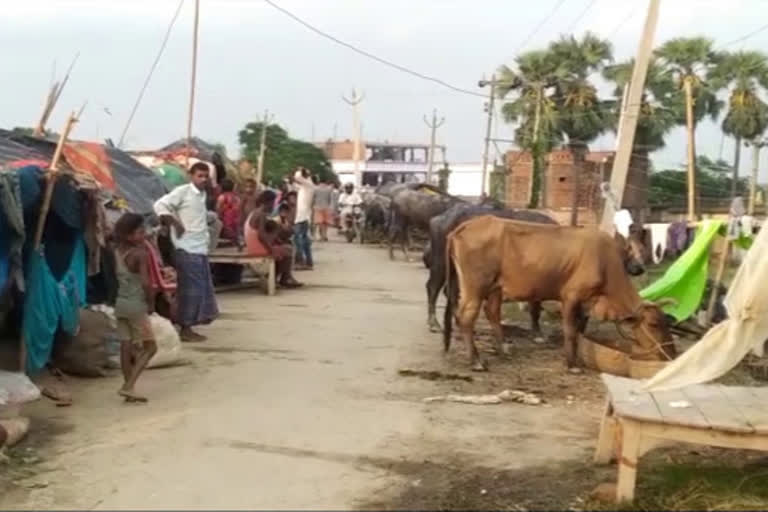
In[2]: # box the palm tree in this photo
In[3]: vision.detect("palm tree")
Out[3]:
[709,50,768,199]
[655,37,724,218]
[547,32,613,224]
[602,58,678,156]
[497,50,561,207]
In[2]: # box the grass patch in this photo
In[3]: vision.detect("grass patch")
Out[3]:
[589,450,768,511]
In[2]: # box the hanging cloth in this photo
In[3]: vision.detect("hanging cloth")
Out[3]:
[646,223,669,264]
[639,220,723,323]
[613,209,633,239]
[644,220,768,391]
[23,237,87,374]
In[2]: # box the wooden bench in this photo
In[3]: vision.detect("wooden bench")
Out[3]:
[209,248,276,296]
[595,374,768,503]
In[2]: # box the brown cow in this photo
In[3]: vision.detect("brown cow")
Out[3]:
[443,216,675,372]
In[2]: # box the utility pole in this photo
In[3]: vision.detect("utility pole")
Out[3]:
[424,109,445,184]
[683,76,697,221]
[599,0,661,233]
[747,138,767,215]
[479,74,497,198]
[256,110,271,185]
[342,89,365,188]
[186,0,200,168]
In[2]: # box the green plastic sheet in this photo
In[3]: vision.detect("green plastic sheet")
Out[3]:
[639,220,724,323]
[153,163,188,191]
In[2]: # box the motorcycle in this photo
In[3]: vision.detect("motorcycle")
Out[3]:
[343,205,364,243]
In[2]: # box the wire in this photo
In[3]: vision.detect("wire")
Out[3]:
[118,0,186,148]
[719,22,768,49]
[261,0,485,98]
[606,4,638,39]
[511,0,567,55]
[563,0,599,34]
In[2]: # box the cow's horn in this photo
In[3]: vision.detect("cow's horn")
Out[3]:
[647,298,678,308]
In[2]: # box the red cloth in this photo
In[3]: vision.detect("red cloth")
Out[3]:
[216,192,242,241]
[62,142,115,189]
[144,240,175,292]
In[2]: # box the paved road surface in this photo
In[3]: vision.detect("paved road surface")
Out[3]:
[2,240,598,509]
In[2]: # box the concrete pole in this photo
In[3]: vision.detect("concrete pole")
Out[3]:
[480,74,496,198]
[424,108,445,184]
[599,0,661,233]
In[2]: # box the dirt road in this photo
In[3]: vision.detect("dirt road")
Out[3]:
[2,240,606,510]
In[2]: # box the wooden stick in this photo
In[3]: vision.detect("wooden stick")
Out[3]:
[32,111,79,249]
[185,0,200,169]
[705,237,731,326]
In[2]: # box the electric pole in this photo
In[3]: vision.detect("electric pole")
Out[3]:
[747,137,767,215]
[599,0,661,233]
[479,74,497,198]
[342,89,365,188]
[424,109,445,184]
[256,109,271,185]
[683,76,697,221]
[186,0,200,168]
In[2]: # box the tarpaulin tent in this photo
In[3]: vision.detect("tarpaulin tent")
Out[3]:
[152,163,188,191]
[0,130,166,215]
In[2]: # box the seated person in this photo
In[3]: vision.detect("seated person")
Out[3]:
[216,178,242,243]
[244,190,302,289]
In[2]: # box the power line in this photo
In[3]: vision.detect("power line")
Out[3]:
[607,5,639,39]
[719,22,768,49]
[261,0,485,98]
[511,0,567,56]
[118,0,185,148]
[564,0,599,34]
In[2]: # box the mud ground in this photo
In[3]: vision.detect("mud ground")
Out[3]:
[0,238,704,510]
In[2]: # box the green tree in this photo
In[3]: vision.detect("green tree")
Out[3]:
[709,50,768,197]
[655,37,724,214]
[497,50,561,207]
[238,121,335,185]
[649,155,748,208]
[547,32,613,221]
[602,58,679,155]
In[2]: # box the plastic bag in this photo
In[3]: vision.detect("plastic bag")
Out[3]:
[0,371,41,406]
[147,314,182,369]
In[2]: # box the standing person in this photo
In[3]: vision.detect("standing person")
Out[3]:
[330,182,341,233]
[244,190,302,288]
[113,213,158,403]
[216,178,242,243]
[312,178,334,242]
[154,162,219,342]
[292,167,315,270]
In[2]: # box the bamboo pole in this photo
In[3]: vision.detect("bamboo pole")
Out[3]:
[33,112,79,249]
[186,0,200,168]
[705,238,730,326]
[684,76,697,222]
[21,112,79,372]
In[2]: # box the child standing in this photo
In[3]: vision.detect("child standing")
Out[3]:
[113,213,158,402]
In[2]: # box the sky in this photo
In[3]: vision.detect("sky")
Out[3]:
[2,0,768,179]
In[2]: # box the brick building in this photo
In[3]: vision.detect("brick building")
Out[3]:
[504,148,649,225]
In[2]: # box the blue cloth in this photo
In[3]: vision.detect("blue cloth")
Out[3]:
[174,249,218,327]
[23,237,86,374]
[0,230,8,292]
[293,220,313,266]
[0,168,26,290]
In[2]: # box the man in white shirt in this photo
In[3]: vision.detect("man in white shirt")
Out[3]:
[292,167,315,270]
[338,182,363,228]
[154,162,219,341]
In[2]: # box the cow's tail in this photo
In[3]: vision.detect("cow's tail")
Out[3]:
[443,232,458,353]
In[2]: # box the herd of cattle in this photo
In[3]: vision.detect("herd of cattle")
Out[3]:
[360,183,676,373]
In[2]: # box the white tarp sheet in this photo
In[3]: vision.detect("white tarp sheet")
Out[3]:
[643,221,768,391]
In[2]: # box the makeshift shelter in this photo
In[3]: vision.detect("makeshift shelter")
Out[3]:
[0,130,166,215]
[158,137,236,186]
[152,163,189,191]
